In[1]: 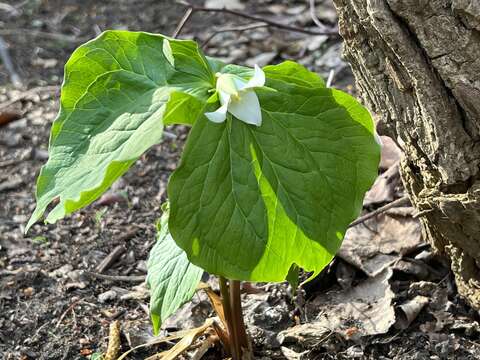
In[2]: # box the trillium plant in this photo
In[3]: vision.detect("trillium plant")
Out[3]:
[27,31,380,359]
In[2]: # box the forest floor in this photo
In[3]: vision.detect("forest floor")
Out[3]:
[1,0,480,359]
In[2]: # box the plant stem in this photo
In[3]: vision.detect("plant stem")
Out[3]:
[219,277,238,360]
[230,280,249,355]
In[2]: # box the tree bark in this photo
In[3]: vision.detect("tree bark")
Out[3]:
[332,0,480,308]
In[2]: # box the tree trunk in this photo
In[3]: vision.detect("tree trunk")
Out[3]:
[332,0,480,308]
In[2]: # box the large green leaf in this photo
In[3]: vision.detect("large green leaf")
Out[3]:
[263,61,326,88]
[168,65,380,282]
[26,30,214,231]
[219,61,325,91]
[147,205,203,335]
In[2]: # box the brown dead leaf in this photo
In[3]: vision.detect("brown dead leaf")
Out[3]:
[364,162,400,206]
[395,295,429,329]
[339,213,424,276]
[309,269,394,338]
[379,136,402,170]
[279,270,395,347]
[203,287,226,327]
[0,111,22,127]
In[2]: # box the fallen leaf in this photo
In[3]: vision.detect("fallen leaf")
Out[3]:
[363,162,400,206]
[395,295,429,329]
[309,269,395,338]
[379,136,402,170]
[281,346,308,359]
[339,213,424,276]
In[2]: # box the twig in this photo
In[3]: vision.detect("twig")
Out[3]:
[201,23,269,48]
[326,69,335,88]
[413,208,435,218]
[191,334,218,360]
[309,0,332,31]
[0,178,23,192]
[172,6,194,38]
[0,85,59,112]
[95,244,126,273]
[55,298,82,328]
[0,111,22,127]
[0,35,22,87]
[0,29,86,43]
[95,228,138,273]
[0,3,20,16]
[177,0,338,36]
[348,195,411,228]
[86,271,145,283]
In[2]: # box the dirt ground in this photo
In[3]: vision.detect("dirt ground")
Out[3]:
[1,1,480,359]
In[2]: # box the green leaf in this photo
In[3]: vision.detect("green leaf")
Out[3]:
[147,205,203,335]
[286,264,300,292]
[168,65,380,282]
[218,61,325,90]
[27,30,214,231]
[263,61,326,88]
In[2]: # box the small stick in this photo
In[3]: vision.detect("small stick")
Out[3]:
[172,6,194,38]
[177,1,338,37]
[0,159,16,168]
[0,35,22,87]
[95,228,139,273]
[191,334,219,360]
[326,69,335,88]
[0,29,86,43]
[0,85,58,112]
[201,23,269,48]
[348,195,411,228]
[86,271,145,283]
[0,111,22,127]
[96,244,126,273]
[309,0,332,31]
[55,298,82,328]
[0,178,23,192]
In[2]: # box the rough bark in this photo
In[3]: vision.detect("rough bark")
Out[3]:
[332,0,480,308]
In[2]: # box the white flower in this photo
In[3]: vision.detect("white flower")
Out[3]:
[205,64,265,126]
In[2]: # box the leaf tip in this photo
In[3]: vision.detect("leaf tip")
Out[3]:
[162,39,175,67]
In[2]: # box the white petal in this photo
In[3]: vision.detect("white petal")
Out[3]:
[218,91,231,107]
[228,90,262,126]
[205,102,229,123]
[242,64,265,90]
[216,73,243,96]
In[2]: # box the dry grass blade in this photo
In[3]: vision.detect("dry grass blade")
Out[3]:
[116,327,205,360]
[211,320,230,355]
[201,284,231,353]
[203,287,226,327]
[145,318,214,360]
[191,333,219,360]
